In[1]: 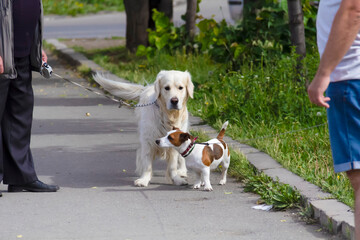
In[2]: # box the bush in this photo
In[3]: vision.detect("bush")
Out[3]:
[137,0,318,70]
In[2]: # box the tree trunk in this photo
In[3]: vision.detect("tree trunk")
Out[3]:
[186,0,197,41]
[149,0,173,30]
[124,0,149,53]
[124,0,173,52]
[287,0,306,58]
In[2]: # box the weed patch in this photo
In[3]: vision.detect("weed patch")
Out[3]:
[193,131,301,210]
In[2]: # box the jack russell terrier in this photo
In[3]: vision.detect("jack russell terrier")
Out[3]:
[156,121,230,191]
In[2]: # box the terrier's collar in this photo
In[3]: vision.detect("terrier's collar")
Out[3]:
[181,136,198,158]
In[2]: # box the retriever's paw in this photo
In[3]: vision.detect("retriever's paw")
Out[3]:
[173,175,188,186]
[134,178,150,187]
[177,169,188,178]
[193,183,201,189]
[204,185,213,191]
[219,179,226,185]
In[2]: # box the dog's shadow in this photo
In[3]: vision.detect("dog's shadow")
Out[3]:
[33,146,227,192]
[104,168,229,193]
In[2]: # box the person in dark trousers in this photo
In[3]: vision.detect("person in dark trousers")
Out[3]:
[0,0,59,197]
[308,0,360,238]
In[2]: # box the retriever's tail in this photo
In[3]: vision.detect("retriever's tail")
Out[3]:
[93,72,145,101]
[216,121,229,141]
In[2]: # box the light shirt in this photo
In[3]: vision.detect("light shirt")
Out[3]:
[317,0,360,82]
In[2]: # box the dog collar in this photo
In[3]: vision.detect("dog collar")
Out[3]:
[181,137,198,158]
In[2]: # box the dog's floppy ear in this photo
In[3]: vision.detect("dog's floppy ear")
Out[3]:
[185,71,194,99]
[180,133,191,142]
[154,71,165,99]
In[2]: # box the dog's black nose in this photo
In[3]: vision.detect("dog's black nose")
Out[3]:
[155,140,160,145]
[171,97,178,105]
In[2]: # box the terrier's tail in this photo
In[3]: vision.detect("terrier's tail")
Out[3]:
[216,121,229,141]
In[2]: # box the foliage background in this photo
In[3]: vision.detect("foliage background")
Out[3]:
[43,0,124,16]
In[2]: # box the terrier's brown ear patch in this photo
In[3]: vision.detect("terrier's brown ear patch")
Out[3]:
[172,126,180,131]
[180,133,190,142]
[168,132,188,147]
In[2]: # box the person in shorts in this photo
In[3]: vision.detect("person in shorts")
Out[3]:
[308,0,360,238]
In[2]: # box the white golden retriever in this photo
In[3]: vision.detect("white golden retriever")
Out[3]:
[94,70,194,187]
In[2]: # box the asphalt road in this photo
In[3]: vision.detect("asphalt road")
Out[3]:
[44,12,127,39]
[43,0,234,39]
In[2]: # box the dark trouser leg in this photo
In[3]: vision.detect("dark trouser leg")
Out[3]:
[1,56,38,185]
[0,78,11,182]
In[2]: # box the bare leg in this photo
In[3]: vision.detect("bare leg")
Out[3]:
[347,169,360,240]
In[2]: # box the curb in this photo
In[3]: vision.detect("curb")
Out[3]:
[46,38,355,240]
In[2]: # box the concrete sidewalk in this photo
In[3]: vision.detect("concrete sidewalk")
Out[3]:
[0,49,345,239]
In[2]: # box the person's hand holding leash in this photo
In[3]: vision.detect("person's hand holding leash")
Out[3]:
[42,49,48,63]
[40,49,52,79]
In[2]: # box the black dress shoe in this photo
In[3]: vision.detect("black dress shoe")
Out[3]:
[8,180,60,192]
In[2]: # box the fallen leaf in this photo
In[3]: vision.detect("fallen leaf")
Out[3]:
[224,192,232,195]
[86,112,91,116]
[280,220,286,222]
[91,187,97,189]
[17,235,22,239]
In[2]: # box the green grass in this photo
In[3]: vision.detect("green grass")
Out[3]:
[71,44,354,208]
[43,0,124,16]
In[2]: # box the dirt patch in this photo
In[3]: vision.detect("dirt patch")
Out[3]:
[60,38,126,50]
